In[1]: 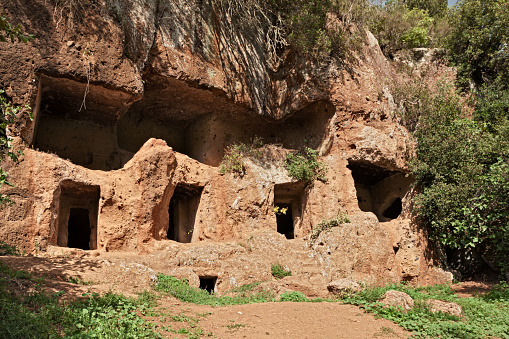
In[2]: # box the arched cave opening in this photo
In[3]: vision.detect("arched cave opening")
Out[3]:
[199,276,217,294]
[274,182,305,239]
[347,161,411,222]
[57,181,99,250]
[32,74,335,170]
[33,75,133,171]
[167,183,204,243]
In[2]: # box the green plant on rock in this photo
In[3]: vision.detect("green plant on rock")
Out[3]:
[310,209,350,246]
[271,263,292,279]
[285,147,327,184]
[219,137,264,176]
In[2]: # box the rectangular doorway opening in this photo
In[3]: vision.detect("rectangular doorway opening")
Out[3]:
[68,208,91,250]
[57,180,100,250]
[274,182,305,239]
[275,203,294,239]
[199,276,217,294]
[167,183,203,243]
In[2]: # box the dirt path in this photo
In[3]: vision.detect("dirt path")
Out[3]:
[157,301,410,338]
[1,254,410,338]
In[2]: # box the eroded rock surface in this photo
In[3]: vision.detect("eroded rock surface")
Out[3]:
[0,0,452,290]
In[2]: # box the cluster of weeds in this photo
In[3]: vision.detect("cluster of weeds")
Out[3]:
[219,137,264,176]
[0,241,23,256]
[342,282,509,338]
[66,275,93,285]
[280,291,308,302]
[151,309,214,338]
[154,274,275,306]
[285,147,328,184]
[271,263,292,279]
[309,210,350,246]
[226,320,246,332]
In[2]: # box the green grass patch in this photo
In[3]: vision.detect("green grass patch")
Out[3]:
[0,260,167,338]
[271,263,292,279]
[154,274,275,306]
[280,291,308,302]
[0,241,23,256]
[342,282,509,339]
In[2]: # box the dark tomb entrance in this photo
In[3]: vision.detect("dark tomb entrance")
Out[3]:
[167,183,203,243]
[347,160,412,222]
[275,203,294,239]
[57,180,100,250]
[274,182,305,239]
[67,208,91,250]
[382,198,402,219]
[199,276,217,294]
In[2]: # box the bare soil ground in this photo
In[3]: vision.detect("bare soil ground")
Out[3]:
[0,252,412,339]
[3,251,500,338]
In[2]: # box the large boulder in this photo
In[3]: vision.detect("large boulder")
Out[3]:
[380,290,414,311]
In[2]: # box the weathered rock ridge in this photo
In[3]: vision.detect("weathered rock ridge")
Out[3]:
[0,0,451,290]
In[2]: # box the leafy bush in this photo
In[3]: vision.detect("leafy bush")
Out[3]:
[400,9,434,48]
[280,291,308,302]
[0,241,22,256]
[446,0,509,90]
[219,137,263,176]
[285,147,327,184]
[400,75,509,273]
[271,263,292,279]
[369,0,448,56]
[310,210,350,246]
[0,15,33,42]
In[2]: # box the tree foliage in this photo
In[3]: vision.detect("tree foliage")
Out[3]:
[406,80,509,272]
[0,15,33,43]
[404,0,447,18]
[369,0,445,56]
[446,0,509,90]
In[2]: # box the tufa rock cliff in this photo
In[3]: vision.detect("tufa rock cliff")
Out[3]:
[0,0,452,293]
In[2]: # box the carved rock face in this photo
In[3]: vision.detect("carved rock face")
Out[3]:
[0,0,452,286]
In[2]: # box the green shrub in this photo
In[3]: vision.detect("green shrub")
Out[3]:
[271,264,292,279]
[446,0,509,90]
[309,210,350,246]
[400,9,434,48]
[285,147,327,184]
[369,0,446,56]
[280,291,308,302]
[219,137,263,176]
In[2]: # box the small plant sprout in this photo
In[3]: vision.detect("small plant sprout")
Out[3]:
[271,264,291,279]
